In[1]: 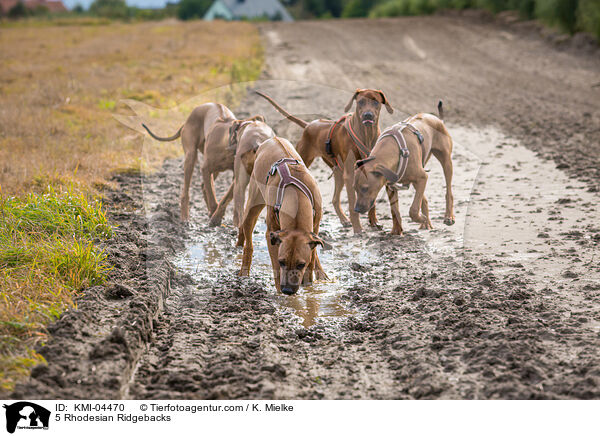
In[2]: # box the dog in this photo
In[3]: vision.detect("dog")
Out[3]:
[256,89,393,234]
[353,102,455,235]
[238,136,327,295]
[142,103,263,223]
[208,118,274,227]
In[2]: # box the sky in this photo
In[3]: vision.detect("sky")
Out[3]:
[62,0,175,9]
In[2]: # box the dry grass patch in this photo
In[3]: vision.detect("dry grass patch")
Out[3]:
[0,18,263,391]
[0,18,263,194]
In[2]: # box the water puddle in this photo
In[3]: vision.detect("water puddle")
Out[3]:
[175,219,359,328]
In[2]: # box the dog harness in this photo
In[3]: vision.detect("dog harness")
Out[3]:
[228,120,253,150]
[325,114,371,169]
[267,158,315,223]
[376,121,426,190]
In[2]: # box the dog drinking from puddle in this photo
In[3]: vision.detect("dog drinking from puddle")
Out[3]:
[238,136,327,295]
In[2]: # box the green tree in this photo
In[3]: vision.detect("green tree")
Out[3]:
[325,0,344,16]
[8,1,29,18]
[536,0,580,34]
[32,4,49,15]
[302,0,326,16]
[342,0,377,17]
[177,0,212,20]
[578,0,600,38]
[89,0,130,18]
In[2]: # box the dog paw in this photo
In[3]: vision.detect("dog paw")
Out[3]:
[443,217,455,226]
[369,223,383,230]
[315,271,329,281]
[208,216,223,227]
[341,220,352,228]
[390,229,403,236]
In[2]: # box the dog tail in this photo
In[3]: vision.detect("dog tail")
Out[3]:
[142,123,183,142]
[255,91,308,129]
[437,100,444,121]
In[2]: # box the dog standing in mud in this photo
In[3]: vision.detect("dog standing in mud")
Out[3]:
[353,102,455,235]
[209,118,274,227]
[142,103,264,223]
[256,89,393,234]
[238,136,327,295]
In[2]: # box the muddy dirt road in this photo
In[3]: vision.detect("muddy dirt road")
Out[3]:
[11,16,600,399]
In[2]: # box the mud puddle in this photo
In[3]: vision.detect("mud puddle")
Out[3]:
[176,218,361,329]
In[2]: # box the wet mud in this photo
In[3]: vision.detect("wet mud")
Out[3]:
[9,16,600,399]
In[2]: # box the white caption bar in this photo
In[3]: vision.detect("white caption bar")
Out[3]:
[1,400,596,435]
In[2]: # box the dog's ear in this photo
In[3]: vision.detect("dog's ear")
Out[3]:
[373,164,399,184]
[344,89,362,112]
[307,232,324,250]
[355,156,375,169]
[378,90,394,114]
[269,230,287,246]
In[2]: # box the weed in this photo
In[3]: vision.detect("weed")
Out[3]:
[0,186,112,391]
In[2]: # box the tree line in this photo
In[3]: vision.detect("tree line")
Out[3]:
[2,0,597,41]
[291,0,598,38]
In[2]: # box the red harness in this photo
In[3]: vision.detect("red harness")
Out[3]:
[267,158,315,224]
[325,114,371,169]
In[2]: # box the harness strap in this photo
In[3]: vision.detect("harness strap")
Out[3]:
[343,115,371,158]
[325,115,348,170]
[377,121,426,190]
[268,158,315,223]
[325,114,377,171]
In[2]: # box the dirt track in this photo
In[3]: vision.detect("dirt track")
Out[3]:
[10,16,600,399]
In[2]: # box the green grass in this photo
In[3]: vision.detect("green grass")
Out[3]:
[0,185,112,391]
[368,0,600,40]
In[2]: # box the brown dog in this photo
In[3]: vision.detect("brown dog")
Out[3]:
[208,119,274,227]
[353,102,455,235]
[238,136,327,295]
[142,103,263,223]
[256,89,393,234]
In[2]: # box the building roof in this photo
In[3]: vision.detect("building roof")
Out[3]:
[218,0,293,21]
[42,0,67,12]
[0,0,67,13]
[26,0,68,11]
[0,0,19,13]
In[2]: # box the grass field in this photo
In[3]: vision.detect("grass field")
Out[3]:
[0,18,263,391]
